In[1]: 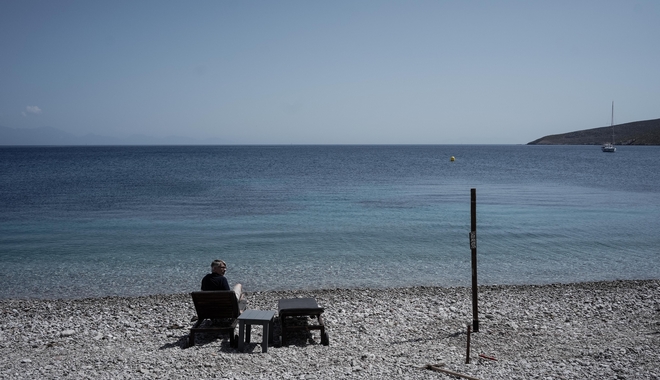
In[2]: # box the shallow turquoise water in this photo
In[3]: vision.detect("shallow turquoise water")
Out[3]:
[1,145,659,298]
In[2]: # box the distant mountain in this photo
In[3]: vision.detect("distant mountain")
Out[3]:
[0,125,229,145]
[528,118,660,145]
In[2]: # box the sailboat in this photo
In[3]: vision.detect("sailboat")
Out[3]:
[601,101,616,152]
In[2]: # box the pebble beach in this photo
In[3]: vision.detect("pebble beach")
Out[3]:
[1,280,658,380]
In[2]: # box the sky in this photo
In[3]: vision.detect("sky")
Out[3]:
[1,0,659,145]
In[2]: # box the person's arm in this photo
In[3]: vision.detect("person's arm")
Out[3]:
[220,276,230,291]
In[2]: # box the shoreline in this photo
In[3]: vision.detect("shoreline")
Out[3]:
[1,279,658,379]
[3,276,659,302]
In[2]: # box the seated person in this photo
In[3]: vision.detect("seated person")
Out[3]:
[201,259,244,301]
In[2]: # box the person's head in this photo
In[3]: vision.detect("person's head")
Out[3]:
[211,259,227,275]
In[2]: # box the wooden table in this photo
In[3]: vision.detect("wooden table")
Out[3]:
[237,310,276,353]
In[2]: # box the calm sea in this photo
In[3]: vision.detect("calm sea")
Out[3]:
[1,145,659,299]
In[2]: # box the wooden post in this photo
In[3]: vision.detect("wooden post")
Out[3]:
[465,324,472,364]
[470,188,479,332]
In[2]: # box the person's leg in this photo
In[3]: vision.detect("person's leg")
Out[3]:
[233,283,243,300]
[234,283,247,311]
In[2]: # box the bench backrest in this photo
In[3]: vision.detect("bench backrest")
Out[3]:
[190,291,240,320]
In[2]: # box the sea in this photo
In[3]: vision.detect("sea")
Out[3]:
[1,145,659,299]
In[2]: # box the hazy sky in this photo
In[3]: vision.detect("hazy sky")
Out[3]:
[1,1,659,144]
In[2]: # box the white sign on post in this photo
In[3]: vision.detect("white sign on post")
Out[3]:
[469,232,477,250]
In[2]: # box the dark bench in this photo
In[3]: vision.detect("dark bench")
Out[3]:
[278,297,329,346]
[188,291,246,348]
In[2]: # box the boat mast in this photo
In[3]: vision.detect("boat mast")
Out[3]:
[611,101,614,144]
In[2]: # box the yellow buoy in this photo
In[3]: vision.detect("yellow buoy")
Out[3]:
[450,156,455,162]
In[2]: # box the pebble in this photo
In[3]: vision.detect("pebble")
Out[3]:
[0,280,658,380]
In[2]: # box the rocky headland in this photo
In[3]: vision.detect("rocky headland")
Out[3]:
[528,118,660,145]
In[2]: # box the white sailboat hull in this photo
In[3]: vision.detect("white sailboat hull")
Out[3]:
[601,143,616,152]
